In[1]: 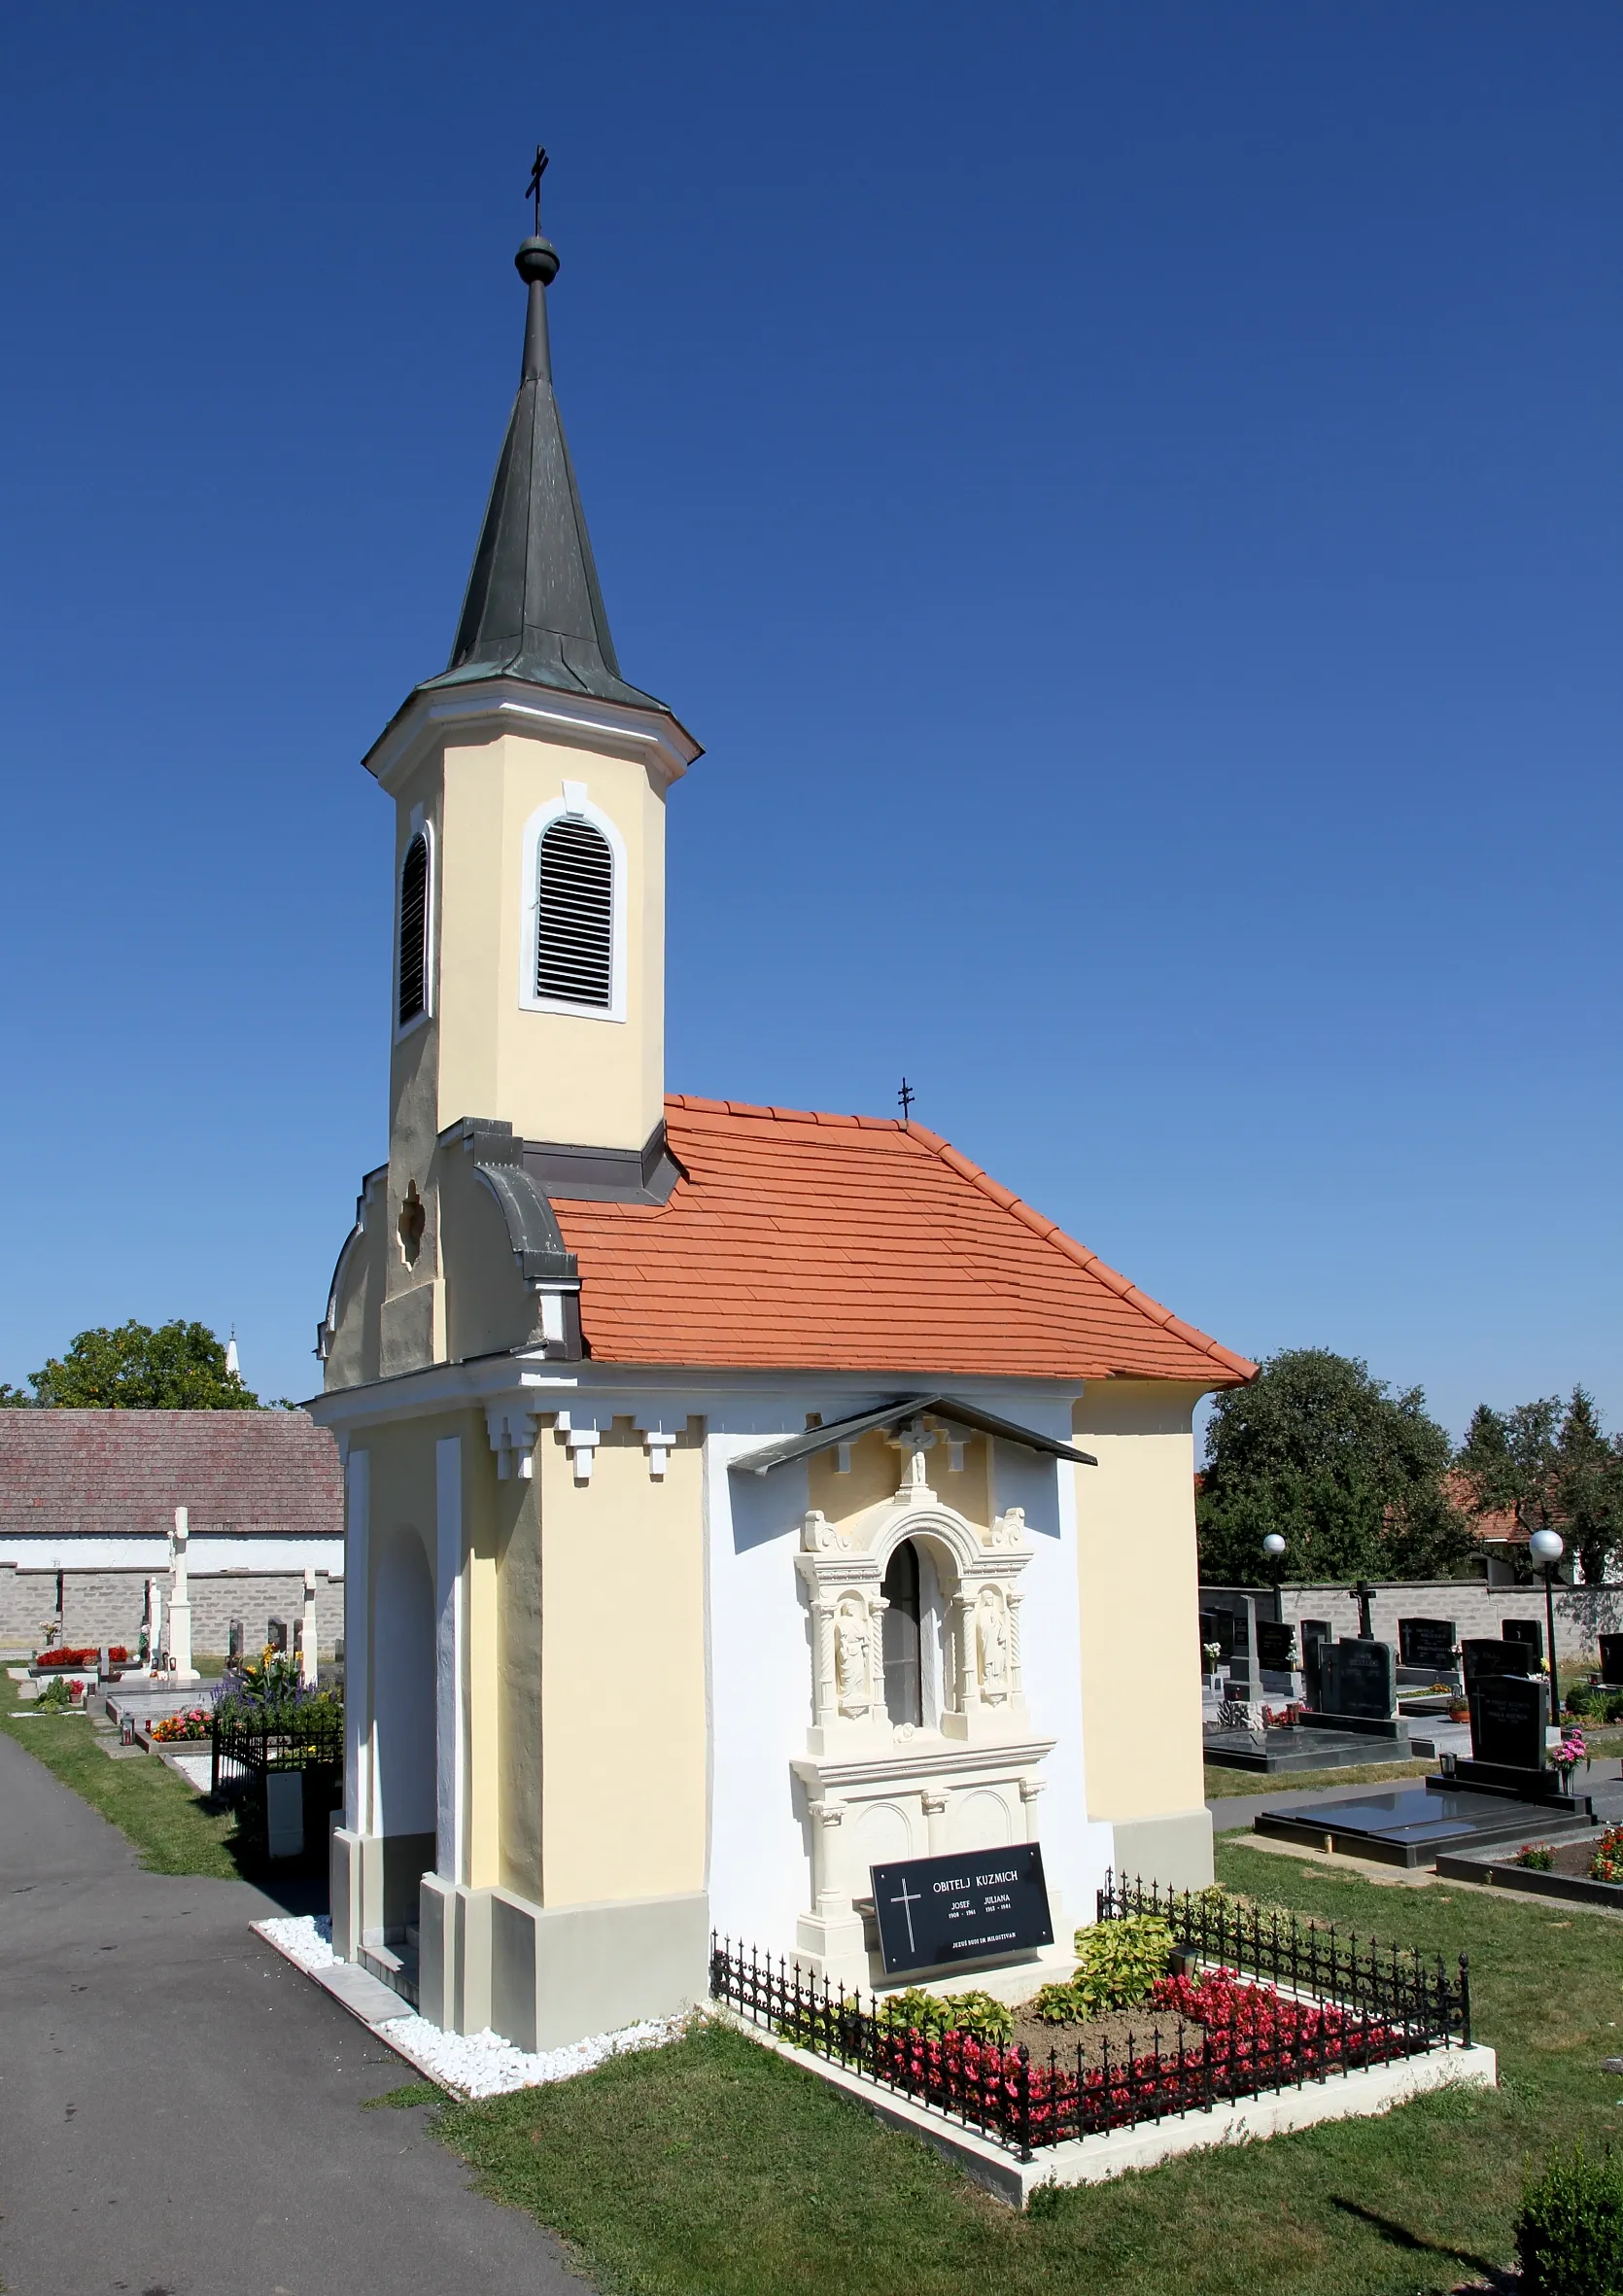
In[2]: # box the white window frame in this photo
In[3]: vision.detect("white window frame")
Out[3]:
[518,783,628,1025]
[394,807,435,1043]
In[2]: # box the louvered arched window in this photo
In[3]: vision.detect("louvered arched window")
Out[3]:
[535,817,614,1008]
[397,831,430,1027]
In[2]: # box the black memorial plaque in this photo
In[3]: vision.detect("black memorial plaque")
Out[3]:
[1600,1635,1623,1687]
[1462,1638,1531,1688]
[1317,1638,1396,1721]
[1399,1618,1457,1673]
[1502,1618,1543,1663]
[1256,1620,1295,1672]
[870,1844,1053,1977]
[1468,1673,1546,1772]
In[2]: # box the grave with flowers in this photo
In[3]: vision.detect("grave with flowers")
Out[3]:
[708,1876,1496,2204]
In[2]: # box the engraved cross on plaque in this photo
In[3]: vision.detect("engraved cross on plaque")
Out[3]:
[889,1877,922,1955]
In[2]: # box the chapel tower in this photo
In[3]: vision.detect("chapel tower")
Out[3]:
[322,168,701,1385]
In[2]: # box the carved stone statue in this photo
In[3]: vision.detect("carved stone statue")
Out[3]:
[977,1590,1010,1702]
[835,1603,871,1715]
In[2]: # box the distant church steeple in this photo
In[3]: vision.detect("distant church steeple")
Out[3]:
[420,149,667,713]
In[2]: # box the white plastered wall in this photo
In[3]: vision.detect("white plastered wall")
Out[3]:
[704,1394,1115,1959]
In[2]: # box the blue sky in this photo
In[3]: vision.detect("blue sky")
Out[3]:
[0,2,1616,1435]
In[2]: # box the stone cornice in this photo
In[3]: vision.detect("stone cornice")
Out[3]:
[363,678,702,795]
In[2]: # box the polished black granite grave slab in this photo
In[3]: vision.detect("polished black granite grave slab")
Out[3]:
[1255,1781,1598,1868]
[1204,1724,1436,1774]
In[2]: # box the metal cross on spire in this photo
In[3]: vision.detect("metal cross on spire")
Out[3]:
[527,144,550,234]
[898,1076,915,1120]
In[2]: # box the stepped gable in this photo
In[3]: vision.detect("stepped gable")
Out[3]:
[549,1096,1256,1383]
[0,1409,342,1538]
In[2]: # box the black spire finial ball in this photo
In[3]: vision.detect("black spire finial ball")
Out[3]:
[516,235,560,286]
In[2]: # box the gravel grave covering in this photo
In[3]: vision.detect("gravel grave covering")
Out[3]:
[255,1915,684,2099]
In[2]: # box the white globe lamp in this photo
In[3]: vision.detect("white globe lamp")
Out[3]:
[1529,1528,1566,1730]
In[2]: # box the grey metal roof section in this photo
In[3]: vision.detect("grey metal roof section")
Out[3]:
[451,1120,580,1285]
[729,1397,1097,1478]
[418,233,670,713]
[523,1121,682,1206]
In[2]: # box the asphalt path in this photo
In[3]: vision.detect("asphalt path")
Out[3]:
[0,1726,586,2296]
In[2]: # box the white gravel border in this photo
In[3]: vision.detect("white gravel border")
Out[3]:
[255,1915,683,2099]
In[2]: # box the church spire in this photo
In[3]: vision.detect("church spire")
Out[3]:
[427,151,666,713]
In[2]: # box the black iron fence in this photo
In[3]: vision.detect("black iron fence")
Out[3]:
[708,1872,1471,2161]
[1099,1872,1471,2048]
[211,1711,344,1796]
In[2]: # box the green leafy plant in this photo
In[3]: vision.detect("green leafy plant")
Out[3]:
[1515,2141,1623,2294]
[24,1319,261,1409]
[1035,1916,1178,2023]
[35,1675,71,1711]
[1514,1843,1555,1871]
[1565,1684,1596,1718]
[872,1988,1013,2046]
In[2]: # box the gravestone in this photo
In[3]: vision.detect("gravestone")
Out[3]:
[1256,1620,1295,1672]
[267,1619,289,1654]
[1399,1618,1457,1674]
[1599,1635,1623,1687]
[1462,1638,1532,1689]
[1316,1637,1396,1722]
[1503,1618,1543,1663]
[1206,1609,1244,1659]
[1300,1619,1329,1706]
[1468,1673,1545,1773]
[227,1619,244,1664]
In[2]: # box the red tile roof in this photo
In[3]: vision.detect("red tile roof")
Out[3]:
[551,1097,1256,1386]
[0,1409,342,1538]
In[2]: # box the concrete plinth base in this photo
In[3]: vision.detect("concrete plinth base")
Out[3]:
[483,1886,710,2054]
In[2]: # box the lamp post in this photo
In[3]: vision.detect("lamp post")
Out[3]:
[1530,1528,1565,1729]
[1261,1533,1287,1625]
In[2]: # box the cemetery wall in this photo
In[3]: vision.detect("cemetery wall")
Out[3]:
[1076,1381,1214,1890]
[0,1565,344,1654]
[1201,1578,1623,1656]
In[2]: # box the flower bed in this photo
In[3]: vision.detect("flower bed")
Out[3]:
[151,1706,213,1743]
[1590,1825,1623,1884]
[36,1645,128,1670]
[711,1882,1470,2162]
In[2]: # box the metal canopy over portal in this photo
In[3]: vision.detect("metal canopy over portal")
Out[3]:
[727,1395,1097,1478]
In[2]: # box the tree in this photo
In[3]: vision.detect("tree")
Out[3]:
[1457,1387,1623,1583]
[24,1321,261,1409]
[1196,1347,1471,1585]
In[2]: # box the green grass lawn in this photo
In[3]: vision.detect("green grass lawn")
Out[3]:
[0,1674,243,1877]
[426,1839,1623,2296]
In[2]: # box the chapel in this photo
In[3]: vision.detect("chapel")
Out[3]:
[310,180,1256,2054]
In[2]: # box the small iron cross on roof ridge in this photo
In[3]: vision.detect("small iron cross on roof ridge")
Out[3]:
[527,144,550,234]
[898,1076,915,1119]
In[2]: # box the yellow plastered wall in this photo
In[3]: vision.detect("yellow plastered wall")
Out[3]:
[807,1427,990,1532]
[531,1418,707,1906]
[495,1464,543,1900]
[422,727,668,1152]
[1073,1381,1211,1822]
